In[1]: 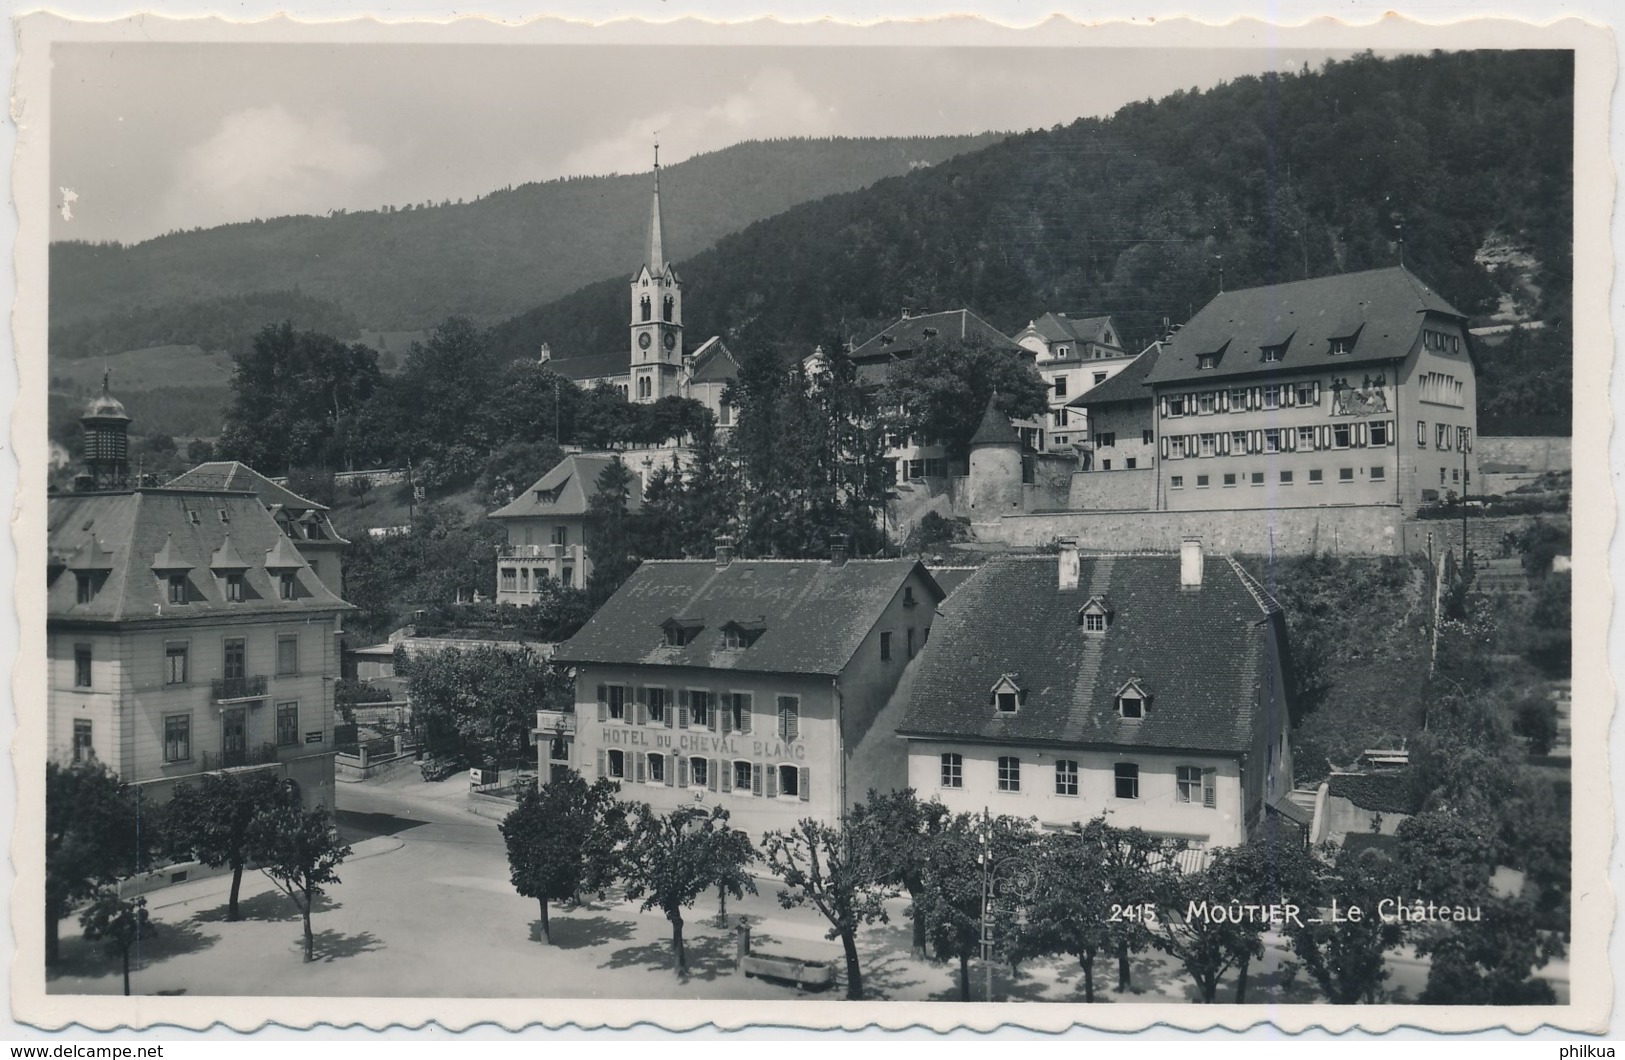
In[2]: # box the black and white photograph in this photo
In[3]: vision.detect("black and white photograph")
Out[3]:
[11,10,1613,1035]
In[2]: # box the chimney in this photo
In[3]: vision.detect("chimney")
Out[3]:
[1057,537,1080,591]
[1180,538,1204,590]
[829,534,848,567]
[715,534,734,569]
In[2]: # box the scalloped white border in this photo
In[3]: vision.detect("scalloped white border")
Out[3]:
[7,9,1615,1037]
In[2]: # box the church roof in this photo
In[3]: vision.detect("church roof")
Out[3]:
[688,339,739,384]
[549,352,629,383]
[644,159,668,274]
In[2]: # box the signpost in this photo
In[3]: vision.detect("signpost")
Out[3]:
[977,810,1038,1002]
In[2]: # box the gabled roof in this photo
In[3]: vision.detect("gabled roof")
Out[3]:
[548,351,629,383]
[169,462,330,512]
[47,489,351,623]
[848,309,1023,387]
[898,554,1281,755]
[488,453,645,520]
[1071,347,1160,408]
[1024,313,1120,348]
[1146,266,1467,387]
[555,558,944,676]
[688,338,739,385]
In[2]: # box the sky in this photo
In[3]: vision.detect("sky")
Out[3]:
[50,43,1368,246]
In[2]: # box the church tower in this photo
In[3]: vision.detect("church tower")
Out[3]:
[77,372,132,491]
[629,144,684,404]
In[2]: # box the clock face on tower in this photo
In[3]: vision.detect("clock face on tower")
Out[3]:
[663,332,677,351]
[637,332,652,350]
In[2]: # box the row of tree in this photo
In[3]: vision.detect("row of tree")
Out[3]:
[46,762,351,984]
[499,781,1560,1004]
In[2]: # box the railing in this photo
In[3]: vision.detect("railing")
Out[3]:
[498,544,564,560]
[212,674,268,701]
[200,742,282,771]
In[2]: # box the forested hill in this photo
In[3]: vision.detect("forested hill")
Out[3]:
[493,49,1573,429]
[49,134,1003,339]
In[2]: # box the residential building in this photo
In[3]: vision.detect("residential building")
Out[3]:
[1012,313,1131,454]
[540,149,738,426]
[1069,267,1478,516]
[897,540,1294,858]
[168,461,350,601]
[546,540,945,830]
[48,388,349,812]
[1068,345,1162,509]
[843,308,1043,482]
[488,452,643,601]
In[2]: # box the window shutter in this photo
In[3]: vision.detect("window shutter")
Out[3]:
[1284,429,1295,452]
[765,766,778,799]
[799,767,811,802]
[720,761,732,792]
[597,685,607,723]
[1356,422,1367,447]
[634,752,646,783]
[664,693,674,728]
[1388,419,1397,447]
[664,757,675,786]
[708,760,719,792]
[1160,437,1169,459]
[752,763,764,796]
[1284,386,1296,407]
[1187,434,1197,456]
[740,695,753,734]
[709,703,720,733]
[1313,381,1321,404]
[1220,390,1230,412]
[596,749,606,778]
[635,687,647,726]
[1203,774,1216,808]
[1218,433,1228,456]
[1159,396,1168,418]
[678,689,690,729]
[720,699,732,734]
[788,704,798,742]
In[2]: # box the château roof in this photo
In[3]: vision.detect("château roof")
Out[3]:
[848,309,1023,388]
[898,554,1283,756]
[170,461,330,512]
[1146,266,1468,387]
[555,557,944,677]
[489,453,645,521]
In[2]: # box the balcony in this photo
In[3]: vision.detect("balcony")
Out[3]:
[499,543,561,560]
[200,741,283,772]
[212,674,269,702]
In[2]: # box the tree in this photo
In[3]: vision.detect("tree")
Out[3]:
[78,890,153,996]
[1285,844,1406,1003]
[711,826,759,927]
[45,761,150,965]
[879,336,1048,463]
[396,644,558,767]
[584,456,643,606]
[248,802,352,963]
[762,816,898,1000]
[619,804,756,978]
[912,812,1033,1001]
[847,789,950,959]
[165,770,302,922]
[499,774,628,943]
[1010,820,1116,1001]
[1415,897,1563,1004]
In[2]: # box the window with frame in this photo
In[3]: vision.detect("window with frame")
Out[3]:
[1371,466,1386,481]
[167,574,188,605]
[1052,409,1068,428]
[1228,388,1249,411]
[1125,458,1137,469]
[1053,375,1068,397]
[1436,423,1450,450]
[1333,424,1352,449]
[1330,337,1353,355]
[1170,475,1184,490]
[1457,426,1472,452]
[1294,382,1316,405]
[73,644,92,689]
[1196,474,1210,488]
[647,752,665,784]
[224,638,246,680]
[1264,428,1281,453]
[997,756,1021,792]
[276,635,299,676]
[1093,372,1107,384]
[996,690,1020,713]
[1197,353,1219,370]
[1095,431,1116,448]
[1198,392,1216,414]
[1418,421,1428,447]
[646,687,667,725]
[1262,384,1281,409]
[1199,433,1216,457]
[1168,436,1186,459]
[1084,611,1105,632]
[689,757,708,787]
[1309,469,1324,483]
[75,573,95,604]
[880,632,892,662]
[276,701,299,747]
[778,764,801,798]
[1250,472,1265,486]
[225,573,244,602]
[163,714,191,763]
[688,690,710,728]
[1119,694,1144,719]
[1370,420,1390,447]
[549,737,569,763]
[1280,471,1295,485]
[1231,430,1248,453]
[551,525,568,546]
[1100,459,1111,471]
[500,568,517,592]
[940,752,963,787]
[1142,429,1155,445]
[279,572,297,600]
[1297,426,1316,448]
[729,693,753,733]
[165,643,189,685]
[1260,345,1285,363]
[607,684,627,721]
[733,760,754,792]
[1340,468,1355,483]
[607,749,625,779]
[1114,762,1140,799]
[72,719,93,763]
[907,628,915,658]
[1055,759,1079,796]
[1223,473,1237,487]
[777,696,800,742]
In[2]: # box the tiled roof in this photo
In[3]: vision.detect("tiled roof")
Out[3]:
[1146,266,1466,386]
[548,351,628,383]
[1026,313,1118,347]
[688,338,739,384]
[926,566,979,597]
[554,558,944,676]
[848,309,1022,388]
[170,462,329,512]
[1070,346,1160,408]
[968,398,1020,448]
[488,453,645,520]
[1325,771,1422,815]
[898,554,1280,755]
[47,489,351,624]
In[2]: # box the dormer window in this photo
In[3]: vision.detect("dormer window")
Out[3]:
[225,573,244,602]
[720,619,766,649]
[1330,336,1355,355]
[989,674,1026,714]
[1078,595,1113,632]
[1116,678,1150,720]
[1197,352,1220,370]
[661,617,704,647]
[1260,344,1286,363]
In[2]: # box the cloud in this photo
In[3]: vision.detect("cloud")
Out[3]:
[159,105,386,232]
[554,68,837,177]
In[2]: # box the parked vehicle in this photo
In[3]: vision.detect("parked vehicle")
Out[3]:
[419,754,465,781]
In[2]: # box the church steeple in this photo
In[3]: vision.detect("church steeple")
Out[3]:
[645,141,666,273]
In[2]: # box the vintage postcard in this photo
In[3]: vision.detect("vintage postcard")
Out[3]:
[9,9,1615,1036]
